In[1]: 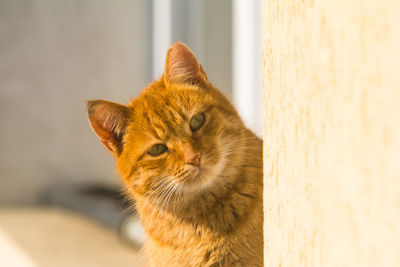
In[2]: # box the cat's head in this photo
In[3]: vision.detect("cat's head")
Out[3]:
[87,42,245,198]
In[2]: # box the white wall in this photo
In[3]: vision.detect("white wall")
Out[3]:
[233,0,263,137]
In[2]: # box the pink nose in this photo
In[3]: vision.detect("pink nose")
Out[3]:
[186,152,201,167]
[181,143,201,167]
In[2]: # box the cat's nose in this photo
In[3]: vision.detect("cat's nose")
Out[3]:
[186,152,201,167]
[181,143,201,167]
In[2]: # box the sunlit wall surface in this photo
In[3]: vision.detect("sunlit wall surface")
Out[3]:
[263,0,400,265]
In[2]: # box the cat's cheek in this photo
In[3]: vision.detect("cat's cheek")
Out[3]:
[207,153,221,167]
[116,157,134,182]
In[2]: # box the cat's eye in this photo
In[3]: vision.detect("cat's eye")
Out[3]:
[148,144,168,156]
[190,113,205,131]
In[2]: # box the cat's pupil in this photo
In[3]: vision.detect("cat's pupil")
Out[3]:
[190,113,205,131]
[148,144,168,156]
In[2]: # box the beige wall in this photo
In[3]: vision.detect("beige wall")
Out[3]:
[263,0,400,266]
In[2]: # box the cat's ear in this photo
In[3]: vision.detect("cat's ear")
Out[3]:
[87,100,131,154]
[164,42,208,86]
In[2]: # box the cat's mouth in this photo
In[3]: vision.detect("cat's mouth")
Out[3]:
[192,166,208,180]
[180,165,207,182]
[177,156,226,191]
[174,164,210,189]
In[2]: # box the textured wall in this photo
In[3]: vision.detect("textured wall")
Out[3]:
[263,0,400,266]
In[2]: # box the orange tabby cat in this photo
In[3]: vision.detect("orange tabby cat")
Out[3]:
[87,42,263,266]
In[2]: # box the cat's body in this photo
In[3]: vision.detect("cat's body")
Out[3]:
[87,42,263,266]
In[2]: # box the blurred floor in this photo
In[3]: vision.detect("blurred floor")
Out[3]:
[0,207,146,267]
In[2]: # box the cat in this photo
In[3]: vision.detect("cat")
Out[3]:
[87,42,263,266]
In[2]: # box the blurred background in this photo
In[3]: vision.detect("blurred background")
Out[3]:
[0,0,262,266]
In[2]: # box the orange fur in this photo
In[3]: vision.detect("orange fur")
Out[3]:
[87,42,263,266]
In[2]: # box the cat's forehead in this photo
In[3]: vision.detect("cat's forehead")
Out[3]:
[132,88,210,140]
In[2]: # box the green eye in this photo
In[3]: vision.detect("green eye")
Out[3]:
[190,113,205,131]
[148,144,168,156]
